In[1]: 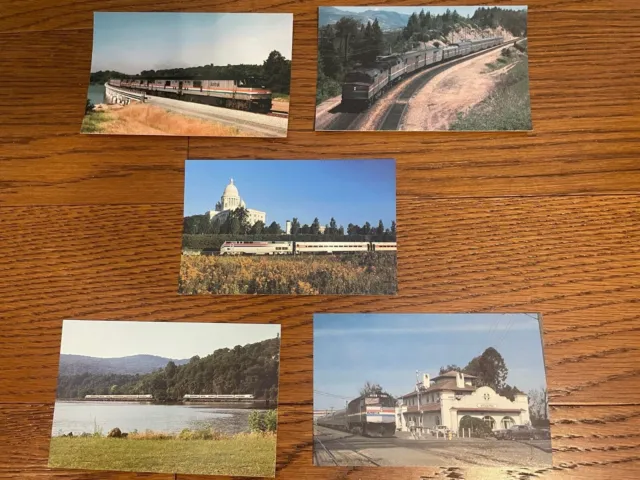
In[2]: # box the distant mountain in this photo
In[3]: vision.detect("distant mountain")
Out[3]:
[319,7,411,31]
[59,354,190,376]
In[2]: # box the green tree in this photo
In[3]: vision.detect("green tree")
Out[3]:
[376,220,385,236]
[165,361,177,379]
[262,50,291,94]
[291,217,300,236]
[359,381,383,397]
[464,347,509,392]
[362,221,372,235]
[267,221,282,234]
[335,17,361,63]
[310,217,321,235]
[229,217,241,235]
[439,364,463,375]
[391,221,397,234]
[250,220,265,235]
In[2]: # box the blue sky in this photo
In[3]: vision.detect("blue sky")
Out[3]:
[91,12,293,74]
[314,314,547,410]
[329,6,527,17]
[184,159,396,228]
[61,320,280,359]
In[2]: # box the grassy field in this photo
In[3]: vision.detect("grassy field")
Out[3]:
[49,432,276,476]
[80,103,248,136]
[80,111,112,133]
[179,253,397,295]
[450,57,532,131]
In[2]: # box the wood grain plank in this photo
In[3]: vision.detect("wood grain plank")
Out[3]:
[0,196,637,404]
[3,403,639,480]
[1,0,640,33]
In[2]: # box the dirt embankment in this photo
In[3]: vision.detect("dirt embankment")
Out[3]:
[422,25,516,48]
[86,103,248,136]
[401,47,515,131]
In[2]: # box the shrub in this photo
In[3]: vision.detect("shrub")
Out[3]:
[459,416,494,437]
[249,410,277,433]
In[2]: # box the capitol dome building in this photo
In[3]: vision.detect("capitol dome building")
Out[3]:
[207,178,266,226]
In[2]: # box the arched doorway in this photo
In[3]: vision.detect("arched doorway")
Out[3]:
[482,416,496,430]
[501,416,515,429]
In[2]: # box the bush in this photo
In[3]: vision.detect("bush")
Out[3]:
[249,410,277,433]
[459,416,494,438]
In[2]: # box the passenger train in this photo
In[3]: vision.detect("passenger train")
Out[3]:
[316,393,396,437]
[84,394,153,401]
[219,241,397,256]
[341,36,505,109]
[108,77,272,113]
[183,394,254,401]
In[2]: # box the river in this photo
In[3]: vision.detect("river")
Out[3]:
[51,401,265,437]
[87,84,105,106]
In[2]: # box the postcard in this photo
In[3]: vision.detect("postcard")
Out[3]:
[49,320,280,477]
[180,159,397,295]
[313,313,551,468]
[315,6,531,131]
[83,12,292,137]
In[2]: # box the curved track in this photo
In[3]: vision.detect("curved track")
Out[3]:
[377,40,517,130]
[322,39,519,132]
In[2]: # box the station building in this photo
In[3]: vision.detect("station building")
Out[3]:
[396,371,530,435]
[207,178,266,226]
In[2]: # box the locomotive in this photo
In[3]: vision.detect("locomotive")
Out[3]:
[219,241,397,256]
[108,76,272,113]
[341,36,505,109]
[316,393,397,437]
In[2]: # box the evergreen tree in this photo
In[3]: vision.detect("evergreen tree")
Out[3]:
[311,217,321,235]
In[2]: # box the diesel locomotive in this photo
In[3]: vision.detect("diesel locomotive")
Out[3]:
[316,393,397,437]
[341,36,505,109]
[108,77,273,113]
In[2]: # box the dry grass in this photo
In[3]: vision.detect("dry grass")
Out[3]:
[91,103,249,136]
[179,253,397,295]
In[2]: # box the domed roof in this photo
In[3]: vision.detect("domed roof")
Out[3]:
[222,178,239,197]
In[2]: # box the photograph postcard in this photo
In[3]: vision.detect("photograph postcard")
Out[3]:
[49,320,280,477]
[180,159,397,295]
[83,12,292,137]
[315,6,530,131]
[313,313,551,471]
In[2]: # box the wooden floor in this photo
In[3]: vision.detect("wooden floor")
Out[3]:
[1,1,639,479]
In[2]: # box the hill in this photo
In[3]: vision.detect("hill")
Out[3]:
[58,354,189,376]
[319,7,410,31]
[56,337,280,402]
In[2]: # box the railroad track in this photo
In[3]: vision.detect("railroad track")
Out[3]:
[323,39,520,132]
[267,110,288,118]
[377,39,520,131]
[323,111,365,131]
[314,435,381,466]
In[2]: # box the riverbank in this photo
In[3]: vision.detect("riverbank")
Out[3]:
[49,430,276,476]
[81,103,249,136]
